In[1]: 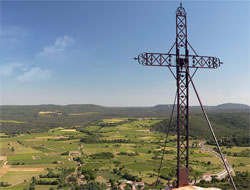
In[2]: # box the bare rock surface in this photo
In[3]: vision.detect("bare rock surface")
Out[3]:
[166,186,222,190]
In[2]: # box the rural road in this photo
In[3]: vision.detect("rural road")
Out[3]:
[199,142,234,181]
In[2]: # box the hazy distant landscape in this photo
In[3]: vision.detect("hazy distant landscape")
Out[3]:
[0,0,249,189]
[1,103,249,134]
[0,103,249,189]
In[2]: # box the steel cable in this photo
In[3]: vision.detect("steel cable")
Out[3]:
[154,91,177,189]
[183,62,238,190]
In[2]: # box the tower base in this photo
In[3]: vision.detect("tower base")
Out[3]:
[178,168,189,187]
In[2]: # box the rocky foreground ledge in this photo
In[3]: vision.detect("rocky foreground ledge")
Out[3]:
[166,186,221,190]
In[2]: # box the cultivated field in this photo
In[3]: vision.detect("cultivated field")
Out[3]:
[0,118,249,189]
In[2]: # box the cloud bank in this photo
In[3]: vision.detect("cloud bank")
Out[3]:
[0,35,75,81]
[17,67,51,81]
[38,35,74,56]
[0,63,51,81]
[0,63,24,76]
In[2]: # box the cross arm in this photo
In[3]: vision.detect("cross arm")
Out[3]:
[134,52,175,67]
[190,55,222,69]
[134,52,223,69]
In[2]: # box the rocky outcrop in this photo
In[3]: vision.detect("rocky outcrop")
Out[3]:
[166,186,221,190]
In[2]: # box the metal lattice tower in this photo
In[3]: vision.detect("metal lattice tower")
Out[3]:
[134,3,222,187]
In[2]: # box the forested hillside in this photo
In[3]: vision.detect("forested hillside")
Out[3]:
[151,112,250,146]
[0,103,249,135]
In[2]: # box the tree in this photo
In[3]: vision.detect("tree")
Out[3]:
[28,183,35,190]
[31,176,37,185]
[75,181,107,190]
[124,185,131,190]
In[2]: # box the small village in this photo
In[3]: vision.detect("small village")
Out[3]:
[77,179,145,190]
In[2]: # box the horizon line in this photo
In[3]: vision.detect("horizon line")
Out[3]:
[0,102,249,107]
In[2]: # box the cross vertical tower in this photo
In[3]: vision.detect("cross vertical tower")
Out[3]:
[134,3,222,188]
[176,3,189,187]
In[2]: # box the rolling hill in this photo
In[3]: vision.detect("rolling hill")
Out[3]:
[0,103,249,135]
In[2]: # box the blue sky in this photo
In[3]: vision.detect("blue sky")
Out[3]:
[0,0,249,106]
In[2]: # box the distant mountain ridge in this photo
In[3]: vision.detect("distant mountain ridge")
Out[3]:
[1,103,249,116]
[2,103,249,109]
[215,103,250,110]
[153,103,250,111]
[0,103,249,135]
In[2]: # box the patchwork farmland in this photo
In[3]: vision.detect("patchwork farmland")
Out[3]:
[0,117,249,189]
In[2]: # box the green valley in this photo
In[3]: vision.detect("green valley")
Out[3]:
[0,107,249,189]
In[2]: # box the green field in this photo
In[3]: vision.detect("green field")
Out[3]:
[0,120,26,124]
[0,118,249,189]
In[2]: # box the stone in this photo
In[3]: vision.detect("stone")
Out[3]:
[165,186,222,190]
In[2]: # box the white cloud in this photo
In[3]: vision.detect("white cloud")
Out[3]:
[0,26,30,48]
[38,35,74,56]
[0,63,51,81]
[17,67,51,81]
[0,63,24,76]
